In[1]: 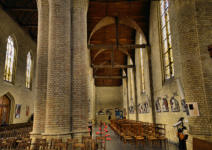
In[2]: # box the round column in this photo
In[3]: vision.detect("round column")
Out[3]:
[44,0,71,138]
[71,0,90,140]
[31,0,49,137]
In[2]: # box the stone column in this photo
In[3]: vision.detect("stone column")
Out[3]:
[31,0,49,138]
[147,45,156,123]
[71,0,90,140]
[43,0,71,138]
[126,77,130,119]
[133,67,139,121]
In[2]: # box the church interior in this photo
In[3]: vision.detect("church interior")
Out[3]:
[0,0,212,150]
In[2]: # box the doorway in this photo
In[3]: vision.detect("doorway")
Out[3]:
[0,95,11,125]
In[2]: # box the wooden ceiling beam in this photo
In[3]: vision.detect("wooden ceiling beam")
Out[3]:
[6,8,37,12]
[94,76,127,79]
[92,64,134,69]
[88,44,146,49]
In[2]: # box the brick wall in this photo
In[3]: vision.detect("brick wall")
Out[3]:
[148,0,212,149]
[195,0,212,139]
[0,7,36,124]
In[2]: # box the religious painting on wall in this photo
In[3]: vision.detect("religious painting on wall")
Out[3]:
[98,110,104,115]
[155,97,161,112]
[15,104,21,118]
[129,98,135,114]
[143,102,149,113]
[137,103,144,113]
[123,108,127,118]
[26,105,29,116]
[170,97,180,112]
[162,97,169,112]
[181,99,187,112]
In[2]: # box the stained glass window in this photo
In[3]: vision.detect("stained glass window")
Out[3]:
[139,36,145,92]
[4,36,16,82]
[26,52,32,89]
[160,0,174,80]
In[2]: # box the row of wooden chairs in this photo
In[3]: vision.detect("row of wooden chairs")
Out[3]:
[0,123,32,132]
[32,136,97,150]
[0,127,32,138]
[0,136,97,150]
[0,137,31,150]
[0,123,32,138]
[110,119,168,149]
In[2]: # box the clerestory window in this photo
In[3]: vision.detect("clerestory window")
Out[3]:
[160,0,174,80]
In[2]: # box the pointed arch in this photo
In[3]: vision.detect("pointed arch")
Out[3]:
[88,16,147,44]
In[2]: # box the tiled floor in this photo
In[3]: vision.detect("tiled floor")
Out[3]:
[93,125,179,150]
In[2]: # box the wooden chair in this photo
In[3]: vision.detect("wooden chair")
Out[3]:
[133,125,145,146]
[121,125,134,144]
[17,138,32,150]
[50,138,62,150]
[84,139,96,150]
[82,136,92,143]
[96,136,106,150]
[66,138,78,150]
[73,143,86,150]
[2,138,16,150]
[33,138,48,150]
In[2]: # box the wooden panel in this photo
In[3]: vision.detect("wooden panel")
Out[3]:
[0,96,10,125]
[193,138,212,150]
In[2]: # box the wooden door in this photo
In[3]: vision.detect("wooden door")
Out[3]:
[0,95,10,125]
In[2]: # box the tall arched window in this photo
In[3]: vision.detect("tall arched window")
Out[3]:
[26,52,32,89]
[4,36,16,82]
[160,0,174,80]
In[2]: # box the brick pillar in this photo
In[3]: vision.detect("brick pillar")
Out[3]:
[43,0,71,138]
[71,0,90,140]
[31,0,49,138]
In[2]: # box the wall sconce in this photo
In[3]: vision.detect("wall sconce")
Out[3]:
[208,45,212,58]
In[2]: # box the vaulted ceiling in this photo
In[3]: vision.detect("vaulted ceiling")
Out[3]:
[0,0,150,87]
[88,0,150,86]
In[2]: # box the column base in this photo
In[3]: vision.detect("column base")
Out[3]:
[30,132,43,150]
[41,132,72,141]
[71,130,90,142]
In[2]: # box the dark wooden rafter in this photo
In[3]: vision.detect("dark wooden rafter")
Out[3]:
[94,76,127,79]
[88,44,146,49]
[88,0,150,86]
[6,8,37,12]
[0,0,38,41]
[92,64,134,69]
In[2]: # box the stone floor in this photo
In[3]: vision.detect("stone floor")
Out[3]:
[93,125,179,150]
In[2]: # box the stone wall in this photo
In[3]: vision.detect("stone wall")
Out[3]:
[95,87,123,123]
[149,0,188,144]
[0,7,36,124]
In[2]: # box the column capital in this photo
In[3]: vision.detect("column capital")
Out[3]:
[37,0,49,10]
[72,0,89,11]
